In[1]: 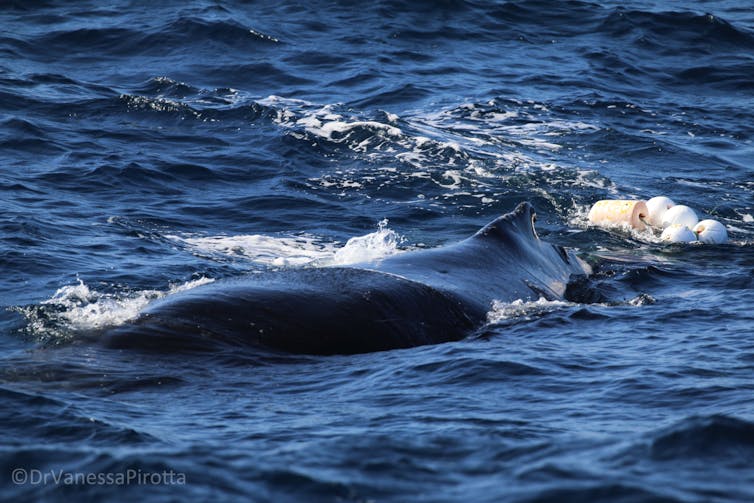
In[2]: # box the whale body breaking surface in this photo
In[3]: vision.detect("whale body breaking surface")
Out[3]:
[103,202,590,355]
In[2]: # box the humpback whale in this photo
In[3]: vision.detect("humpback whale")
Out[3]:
[103,202,590,355]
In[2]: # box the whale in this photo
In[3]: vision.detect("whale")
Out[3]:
[102,202,591,355]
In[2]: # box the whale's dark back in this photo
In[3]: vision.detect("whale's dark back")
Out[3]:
[104,267,481,354]
[103,202,589,355]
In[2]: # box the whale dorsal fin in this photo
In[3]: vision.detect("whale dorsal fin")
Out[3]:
[472,201,539,242]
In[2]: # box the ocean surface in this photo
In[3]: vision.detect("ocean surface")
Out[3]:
[2,0,754,501]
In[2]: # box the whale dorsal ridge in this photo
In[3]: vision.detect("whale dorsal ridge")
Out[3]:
[473,201,539,243]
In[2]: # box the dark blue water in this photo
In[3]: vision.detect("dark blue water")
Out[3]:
[2,1,754,501]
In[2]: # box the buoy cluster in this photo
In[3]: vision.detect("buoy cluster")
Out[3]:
[588,196,728,244]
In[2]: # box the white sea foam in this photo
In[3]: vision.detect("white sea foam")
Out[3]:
[250,95,609,199]
[41,280,158,330]
[176,234,338,267]
[173,220,404,268]
[486,297,572,323]
[299,117,402,140]
[25,277,214,336]
[256,94,313,108]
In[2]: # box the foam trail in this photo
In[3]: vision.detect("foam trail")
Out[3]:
[175,234,338,267]
[250,96,614,203]
[173,220,403,267]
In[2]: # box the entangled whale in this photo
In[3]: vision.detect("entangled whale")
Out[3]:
[103,202,590,355]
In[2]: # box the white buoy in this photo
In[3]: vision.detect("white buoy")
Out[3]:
[645,196,675,227]
[661,205,698,229]
[661,224,697,243]
[588,200,649,231]
[693,219,728,244]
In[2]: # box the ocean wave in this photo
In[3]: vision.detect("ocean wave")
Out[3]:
[672,63,754,91]
[605,414,754,466]
[24,17,279,59]
[601,9,754,51]
[0,386,157,445]
[411,356,546,381]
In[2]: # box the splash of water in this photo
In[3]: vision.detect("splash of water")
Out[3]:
[15,277,214,342]
[173,220,404,267]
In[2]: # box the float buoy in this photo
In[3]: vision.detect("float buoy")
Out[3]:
[646,196,675,227]
[587,197,729,246]
[661,224,697,243]
[694,219,728,244]
[588,200,649,231]
[661,205,698,229]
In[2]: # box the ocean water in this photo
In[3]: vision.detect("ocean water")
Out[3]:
[2,0,754,501]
